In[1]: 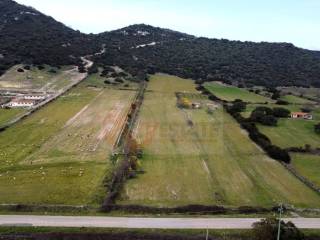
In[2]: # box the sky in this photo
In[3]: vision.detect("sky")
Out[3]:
[15,0,320,50]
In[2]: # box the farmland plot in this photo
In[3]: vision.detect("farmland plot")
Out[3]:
[0,108,26,128]
[204,82,272,103]
[292,153,320,188]
[0,65,82,92]
[259,117,320,149]
[119,74,320,208]
[0,80,135,205]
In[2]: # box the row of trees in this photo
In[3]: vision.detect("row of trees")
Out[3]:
[225,100,291,163]
[250,106,290,126]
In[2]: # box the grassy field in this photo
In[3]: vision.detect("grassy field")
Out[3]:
[0,108,26,128]
[241,103,320,149]
[280,95,316,104]
[259,119,320,148]
[118,74,320,208]
[0,65,79,92]
[0,76,136,205]
[204,82,272,103]
[291,154,320,188]
[279,86,320,101]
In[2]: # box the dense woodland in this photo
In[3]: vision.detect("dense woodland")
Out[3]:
[1,0,320,88]
[0,0,101,75]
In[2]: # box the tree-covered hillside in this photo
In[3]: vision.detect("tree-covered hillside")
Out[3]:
[1,0,320,88]
[95,25,320,87]
[0,0,101,75]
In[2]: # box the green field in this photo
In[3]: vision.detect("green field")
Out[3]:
[204,82,272,103]
[118,74,320,208]
[0,76,136,205]
[259,119,320,148]
[241,102,320,149]
[292,154,320,187]
[280,94,316,104]
[0,108,26,128]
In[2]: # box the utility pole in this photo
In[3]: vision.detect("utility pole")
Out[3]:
[277,203,283,240]
[205,228,209,240]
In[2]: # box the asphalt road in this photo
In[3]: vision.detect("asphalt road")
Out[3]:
[0,216,320,229]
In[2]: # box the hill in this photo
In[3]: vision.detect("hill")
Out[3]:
[94,24,320,87]
[1,0,320,87]
[0,0,100,75]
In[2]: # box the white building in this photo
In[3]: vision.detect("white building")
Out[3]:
[23,94,47,100]
[7,99,36,108]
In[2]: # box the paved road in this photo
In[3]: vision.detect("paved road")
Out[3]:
[0,216,320,229]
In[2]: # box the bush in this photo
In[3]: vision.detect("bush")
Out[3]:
[23,65,31,70]
[276,99,289,105]
[115,77,124,83]
[17,68,24,72]
[104,80,111,84]
[315,123,320,134]
[252,218,304,240]
[88,65,98,74]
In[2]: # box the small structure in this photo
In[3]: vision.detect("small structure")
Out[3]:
[24,94,47,100]
[192,102,201,109]
[291,112,313,120]
[7,98,36,108]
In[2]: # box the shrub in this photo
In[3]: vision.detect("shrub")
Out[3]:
[252,218,303,240]
[17,68,24,72]
[276,99,289,105]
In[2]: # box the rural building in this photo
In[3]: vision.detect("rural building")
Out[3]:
[24,94,47,100]
[7,98,36,108]
[192,102,201,109]
[291,112,313,120]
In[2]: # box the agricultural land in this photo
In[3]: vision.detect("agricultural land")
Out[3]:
[118,74,320,208]
[0,74,136,205]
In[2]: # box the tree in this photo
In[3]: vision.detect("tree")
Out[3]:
[273,107,290,118]
[252,218,304,240]
[229,99,246,113]
[250,107,278,126]
[315,123,320,134]
[261,115,277,126]
[266,145,291,163]
[276,99,289,105]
